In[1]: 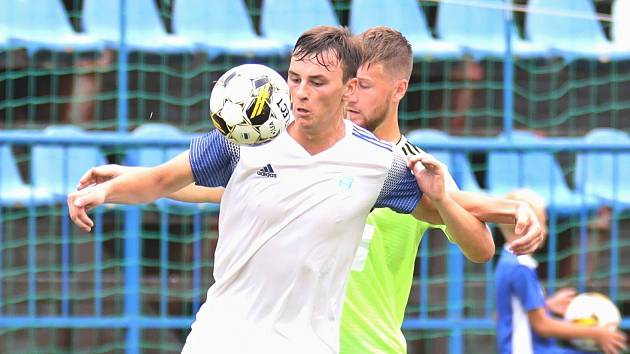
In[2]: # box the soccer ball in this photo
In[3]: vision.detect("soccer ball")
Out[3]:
[209,64,292,145]
[564,292,622,351]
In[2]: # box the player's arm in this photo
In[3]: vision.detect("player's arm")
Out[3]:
[407,154,543,256]
[68,151,194,232]
[545,288,576,317]
[77,164,224,203]
[407,154,494,263]
[528,308,627,354]
[417,190,543,255]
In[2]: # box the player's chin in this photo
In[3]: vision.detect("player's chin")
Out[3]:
[346,112,367,128]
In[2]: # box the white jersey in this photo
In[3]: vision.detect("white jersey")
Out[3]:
[184,120,421,354]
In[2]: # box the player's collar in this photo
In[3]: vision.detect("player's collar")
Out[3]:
[396,135,408,148]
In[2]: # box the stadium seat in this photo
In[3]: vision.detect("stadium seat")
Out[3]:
[611,0,630,56]
[525,0,629,61]
[486,130,600,214]
[349,0,462,60]
[574,128,630,207]
[128,124,219,212]
[406,129,483,193]
[173,0,286,59]
[82,0,195,54]
[260,0,340,51]
[6,0,104,55]
[436,0,550,60]
[0,143,51,206]
[30,126,107,201]
[0,4,10,50]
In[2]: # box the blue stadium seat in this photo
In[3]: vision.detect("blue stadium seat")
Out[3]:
[31,126,107,202]
[173,0,286,59]
[611,0,630,57]
[406,129,483,193]
[260,0,340,51]
[526,0,628,61]
[487,130,600,214]
[6,0,104,55]
[574,128,630,207]
[0,143,51,206]
[349,0,462,60]
[0,5,10,50]
[129,124,219,212]
[436,0,549,60]
[82,0,195,54]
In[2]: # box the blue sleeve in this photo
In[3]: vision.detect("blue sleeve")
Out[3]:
[374,153,422,213]
[189,130,240,187]
[511,266,545,311]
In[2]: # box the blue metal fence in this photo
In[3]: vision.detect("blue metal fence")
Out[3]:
[0,132,629,353]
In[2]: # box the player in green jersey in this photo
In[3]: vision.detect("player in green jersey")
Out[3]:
[341,26,493,353]
[339,26,455,354]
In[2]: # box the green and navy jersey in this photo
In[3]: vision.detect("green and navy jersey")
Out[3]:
[340,136,453,354]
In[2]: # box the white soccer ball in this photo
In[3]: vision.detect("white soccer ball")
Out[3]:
[209,64,293,145]
[564,292,622,351]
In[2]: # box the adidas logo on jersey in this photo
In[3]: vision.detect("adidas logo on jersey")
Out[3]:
[256,164,277,178]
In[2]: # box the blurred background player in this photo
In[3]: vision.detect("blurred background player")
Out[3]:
[494,189,627,354]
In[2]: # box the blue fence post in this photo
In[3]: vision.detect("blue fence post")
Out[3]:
[610,155,620,302]
[503,0,514,140]
[448,245,464,354]
[125,206,142,354]
[118,0,129,133]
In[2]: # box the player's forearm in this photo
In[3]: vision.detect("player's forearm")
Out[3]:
[93,165,216,203]
[101,168,187,204]
[168,185,223,203]
[532,313,604,340]
[450,191,524,224]
[104,152,195,204]
[432,195,494,263]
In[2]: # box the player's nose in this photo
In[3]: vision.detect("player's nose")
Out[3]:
[294,81,309,100]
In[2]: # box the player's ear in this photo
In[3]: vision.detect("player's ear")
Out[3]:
[343,77,358,101]
[393,79,408,102]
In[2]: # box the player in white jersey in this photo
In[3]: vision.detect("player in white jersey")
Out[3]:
[67,26,475,353]
[68,26,542,353]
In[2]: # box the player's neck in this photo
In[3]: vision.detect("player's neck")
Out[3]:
[289,115,346,155]
[373,111,402,143]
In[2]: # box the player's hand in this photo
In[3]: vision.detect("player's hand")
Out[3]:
[77,164,131,191]
[67,185,107,232]
[407,154,446,203]
[507,201,544,255]
[545,288,576,316]
[595,325,627,354]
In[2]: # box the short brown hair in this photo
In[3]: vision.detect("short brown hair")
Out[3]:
[357,26,413,80]
[292,26,361,83]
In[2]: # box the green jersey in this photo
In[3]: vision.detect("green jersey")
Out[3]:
[340,138,451,354]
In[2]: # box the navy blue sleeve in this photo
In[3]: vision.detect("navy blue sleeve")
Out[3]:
[511,266,546,311]
[374,153,422,214]
[189,130,240,187]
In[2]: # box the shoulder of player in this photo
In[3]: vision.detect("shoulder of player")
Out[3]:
[348,122,394,153]
[398,138,426,157]
[191,129,241,158]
